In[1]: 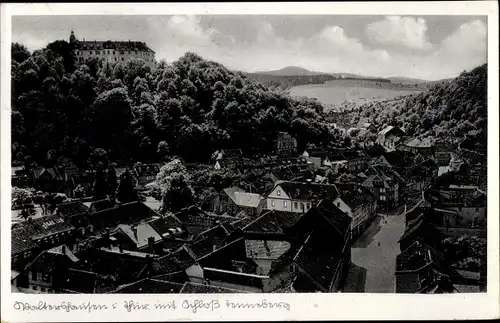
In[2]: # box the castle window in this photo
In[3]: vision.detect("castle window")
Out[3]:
[113,51,116,55]
[294,201,298,209]
[271,200,275,207]
[114,57,117,61]
[121,57,124,61]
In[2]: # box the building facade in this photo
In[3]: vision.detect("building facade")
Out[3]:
[69,31,156,68]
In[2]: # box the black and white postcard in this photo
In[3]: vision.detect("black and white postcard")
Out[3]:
[1,2,499,321]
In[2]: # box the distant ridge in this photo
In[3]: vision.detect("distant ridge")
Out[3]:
[255,66,322,76]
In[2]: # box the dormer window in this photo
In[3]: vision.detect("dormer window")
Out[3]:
[277,189,281,196]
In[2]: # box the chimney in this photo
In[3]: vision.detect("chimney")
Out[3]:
[147,236,155,253]
[131,225,138,240]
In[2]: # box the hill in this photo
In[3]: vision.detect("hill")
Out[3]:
[354,64,487,142]
[11,42,339,167]
[255,66,322,76]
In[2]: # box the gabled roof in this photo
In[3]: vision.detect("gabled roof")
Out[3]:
[335,183,376,209]
[33,167,60,179]
[222,187,263,208]
[12,215,75,255]
[115,223,163,249]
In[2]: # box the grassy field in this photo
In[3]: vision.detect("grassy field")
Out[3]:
[289,80,423,109]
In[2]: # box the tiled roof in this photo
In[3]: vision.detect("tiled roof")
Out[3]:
[233,192,263,208]
[113,278,184,294]
[293,233,343,291]
[147,216,183,237]
[335,183,376,209]
[244,240,291,259]
[11,215,75,255]
[115,223,162,249]
[276,181,339,201]
[179,282,247,294]
[46,245,80,262]
[86,201,159,235]
[56,201,89,217]
[242,209,303,236]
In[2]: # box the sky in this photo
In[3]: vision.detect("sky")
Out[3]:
[12,15,487,80]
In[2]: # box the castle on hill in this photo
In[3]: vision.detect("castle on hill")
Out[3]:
[69,31,156,68]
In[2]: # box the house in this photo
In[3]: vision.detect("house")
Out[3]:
[32,168,64,192]
[377,126,406,151]
[302,146,328,169]
[395,241,452,293]
[266,181,339,214]
[398,213,443,252]
[214,157,242,170]
[133,164,160,186]
[342,150,368,173]
[12,165,30,188]
[405,159,439,192]
[209,187,265,217]
[76,248,156,292]
[242,209,304,236]
[214,149,243,161]
[324,154,348,175]
[362,173,400,211]
[422,188,486,237]
[333,183,377,238]
[14,245,80,293]
[400,137,435,157]
[272,199,352,292]
[11,215,77,271]
[273,132,297,157]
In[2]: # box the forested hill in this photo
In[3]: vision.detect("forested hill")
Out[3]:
[355,64,487,143]
[11,42,336,168]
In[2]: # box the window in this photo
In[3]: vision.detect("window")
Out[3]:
[42,274,50,283]
[271,200,275,207]
[89,51,92,54]
[283,201,287,208]
[337,202,340,207]
[113,51,116,55]
[114,57,117,61]
[108,50,111,54]
[96,50,100,55]
[121,57,124,61]
[380,188,386,193]
[277,189,281,196]
[31,270,37,281]
[32,285,37,291]
[294,202,298,209]
[120,50,125,55]
[300,203,304,210]
[380,195,386,201]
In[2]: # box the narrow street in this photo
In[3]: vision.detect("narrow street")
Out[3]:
[344,207,406,293]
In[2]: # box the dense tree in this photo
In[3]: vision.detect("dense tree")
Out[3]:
[161,173,195,213]
[92,166,108,200]
[117,169,138,203]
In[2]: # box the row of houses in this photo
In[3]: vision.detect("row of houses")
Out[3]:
[12,197,353,294]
